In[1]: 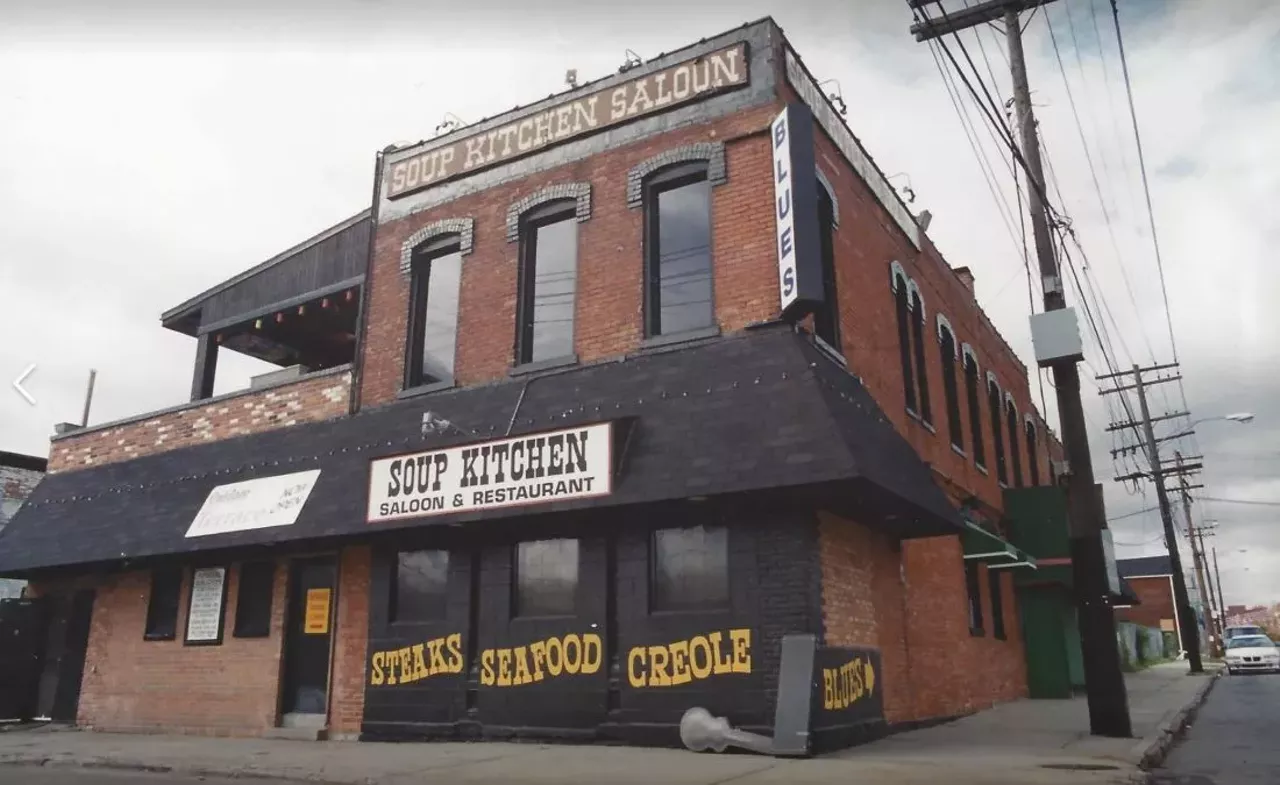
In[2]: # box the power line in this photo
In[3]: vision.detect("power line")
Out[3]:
[1198,496,1280,509]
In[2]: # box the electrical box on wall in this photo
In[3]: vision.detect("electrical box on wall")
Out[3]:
[1029,308,1084,367]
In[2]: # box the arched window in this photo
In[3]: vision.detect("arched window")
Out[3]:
[515,199,580,365]
[1025,418,1041,486]
[987,376,1007,484]
[813,182,840,351]
[910,287,932,424]
[406,234,464,388]
[938,319,962,450]
[642,162,714,338]
[892,270,916,413]
[963,350,985,468]
[1005,398,1023,487]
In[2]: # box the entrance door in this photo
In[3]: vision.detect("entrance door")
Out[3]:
[35,589,95,722]
[282,557,337,718]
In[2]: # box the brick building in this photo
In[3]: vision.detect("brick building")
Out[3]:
[0,19,1060,749]
[0,451,46,599]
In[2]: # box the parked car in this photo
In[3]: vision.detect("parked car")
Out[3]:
[1224,624,1266,640]
[1224,634,1280,675]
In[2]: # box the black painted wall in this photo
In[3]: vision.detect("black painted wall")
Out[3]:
[361,498,824,744]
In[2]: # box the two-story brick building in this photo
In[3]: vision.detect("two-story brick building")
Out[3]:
[0,18,1061,748]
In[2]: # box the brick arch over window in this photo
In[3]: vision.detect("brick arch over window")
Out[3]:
[815,168,840,227]
[399,217,474,276]
[936,314,957,355]
[505,183,592,242]
[961,342,980,374]
[626,142,727,207]
[907,279,925,317]
[890,261,909,292]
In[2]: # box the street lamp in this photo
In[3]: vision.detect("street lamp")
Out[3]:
[1189,413,1254,428]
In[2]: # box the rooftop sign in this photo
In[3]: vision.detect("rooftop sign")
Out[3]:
[385,43,750,199]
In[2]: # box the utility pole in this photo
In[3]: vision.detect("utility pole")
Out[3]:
[1103,364,1203,672]
[1212,546,1226,623]
[909,0,1133,738]
[1176,452,1210,660]
[1194,523,1221,655]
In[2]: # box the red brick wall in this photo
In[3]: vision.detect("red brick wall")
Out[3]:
[75,562,288,736]
[48,369,352,474]
[1116,576,1175,630]
[330,546,371,736]
[360,110,781,407]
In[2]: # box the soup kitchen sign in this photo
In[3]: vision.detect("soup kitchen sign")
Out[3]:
[384,42,749,198]
[367,422,615,523]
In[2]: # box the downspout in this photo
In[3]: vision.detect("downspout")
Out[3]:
[349,149,386,417]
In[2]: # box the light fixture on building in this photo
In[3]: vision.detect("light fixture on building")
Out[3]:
[618,49,642,74]
[887,173,916,203]
[434,113,467,137]
[565,69,579,89]
[917,210,933,232]
[817,79,847,116]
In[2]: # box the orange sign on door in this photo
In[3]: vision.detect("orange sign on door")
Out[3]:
[304,588,331,634]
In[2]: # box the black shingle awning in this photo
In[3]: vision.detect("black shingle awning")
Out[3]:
[0,326,962,576]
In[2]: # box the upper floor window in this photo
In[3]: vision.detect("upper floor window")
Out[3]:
[892,271,916,413]
[1005,399,1024,487]
[644,162,713,337]
[406,235,463,388]
[517,202,579,364]
[938,320,963,450]
[964,350,985,468]
[813,183,841,351]
[988,377,1008,485]
[1025,419,1041,486]
[910,288,932,425]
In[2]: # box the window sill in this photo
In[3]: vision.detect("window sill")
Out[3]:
[998,481,1009,490]
[638,325,721,352]
[143,632,176,642]
[397,380,456,400]
[975,462,989,476]
[509,354,579,377]
[951,444,967,458]
[969,627,985,638]
[906,407,921,421]
[994,633,1008,642]
[648,606,733,618]
[812,335,846,366]
[921,419,936,434]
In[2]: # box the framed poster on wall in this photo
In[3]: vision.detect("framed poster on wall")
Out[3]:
[185,566,228,645]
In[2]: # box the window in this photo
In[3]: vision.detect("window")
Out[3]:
[813,184,841,350]
[514,539,579,617]
[517,203,579,364]
[644,163,713,337]
[391,550,450,623]
[1006,401,1024,487]
[939,324,963,449]
[964,561,984,634]
[406,236,464,388]
[989,568,1006,640]
[910,290,932,424]
[1025,420,1041,486]
[988,379,1007,484]
[964,353,985,468]
[894,275,916,412]
[651,525,729,612]
[233,560,275,638]
[144,567,184,640]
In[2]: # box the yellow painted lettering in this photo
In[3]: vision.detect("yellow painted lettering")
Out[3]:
[823,669,834,710]
[709,632,733,675]
[410,643,429,683]
[648,645,672,687]
[581,633,602,675]
[480,649,495,686]
[546,636,564,676]
[563,633,581,675]
[370,651,385,686]
[385,649,400,685]
[529,640,548,682]
[446,633,464,673]
[427,638,449,675]
[497,648,513,686]
[513,646,533,686]
[689,636,713,680]
[729,629,751,673]
[669,639,691,685]
[627,647,646,688]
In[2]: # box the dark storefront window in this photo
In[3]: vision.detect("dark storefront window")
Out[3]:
[964,561,984,635]
[144,567,184,641]
[939,324,963,450]
[644,163,714,337]
[514,539,579,617]
[910,290,932,425]
[651,525,729,612]
[813,184,841,351]
[989,568,1007,640]
[517,202,579,364]
[406,236,463,388]
[233,560,276,638]
[391,550,450,623]
[964,352,985,468]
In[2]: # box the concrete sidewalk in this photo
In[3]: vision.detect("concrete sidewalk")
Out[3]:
[0,662,1217,785]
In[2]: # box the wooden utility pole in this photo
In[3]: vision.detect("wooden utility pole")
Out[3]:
[910,0,1132,738]
[1193,523,1221,655]
[1103,364,1202,672]
[1176,452,1210,659]
[1212,546,1226,624]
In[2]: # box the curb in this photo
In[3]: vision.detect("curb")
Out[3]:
[1130,670,1221,770]
[0,755,360,784]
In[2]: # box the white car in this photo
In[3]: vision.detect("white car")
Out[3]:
[1224,634,1280,675]
[1224,624,1266,641]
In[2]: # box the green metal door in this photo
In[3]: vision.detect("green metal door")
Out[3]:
[1018,587,1073,699]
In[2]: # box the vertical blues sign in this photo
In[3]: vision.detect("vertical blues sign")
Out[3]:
[771,102,824,321]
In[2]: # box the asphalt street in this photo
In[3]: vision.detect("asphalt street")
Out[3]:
[1152,670,1280,784]
[0,768,315,785]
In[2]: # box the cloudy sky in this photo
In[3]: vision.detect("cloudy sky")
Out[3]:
[1,0,1276,604]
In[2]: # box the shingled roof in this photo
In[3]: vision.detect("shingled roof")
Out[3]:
[1117,555,1173,578]
[0,325,961,576]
